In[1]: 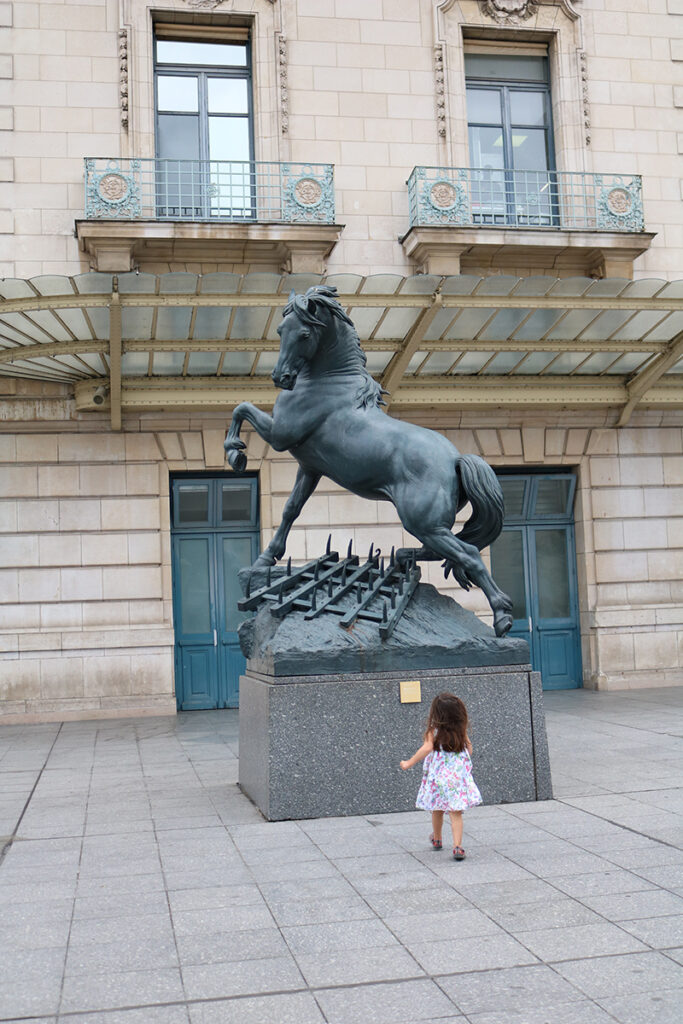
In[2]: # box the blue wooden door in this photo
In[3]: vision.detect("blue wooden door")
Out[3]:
[490,473,582,690]
[171,476,258,710]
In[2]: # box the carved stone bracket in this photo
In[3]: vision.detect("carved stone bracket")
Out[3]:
[278,34,288,135]
[579,49,590,146]
[118,28,129,132]
[434,45,446,138]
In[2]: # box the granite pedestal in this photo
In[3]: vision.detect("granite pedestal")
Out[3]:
[237,582,552,821]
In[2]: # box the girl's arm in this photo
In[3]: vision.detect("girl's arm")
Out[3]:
[466,732,473,755]
[400,734,434,770]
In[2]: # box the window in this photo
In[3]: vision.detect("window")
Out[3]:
[154,32,254,219]
[465,53,557,227]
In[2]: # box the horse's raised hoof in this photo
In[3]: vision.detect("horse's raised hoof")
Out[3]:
[227,449,247,472]
[494,612,513,637]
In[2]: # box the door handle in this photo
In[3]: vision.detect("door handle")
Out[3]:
[213,629,217,647]
[528,617,533,633]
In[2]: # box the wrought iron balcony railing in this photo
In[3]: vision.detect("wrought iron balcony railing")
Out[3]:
[84,158,335,224]
[407,167,645,233]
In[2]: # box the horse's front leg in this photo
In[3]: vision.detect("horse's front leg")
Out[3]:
[255,468,321,568]
[224,402,274,472]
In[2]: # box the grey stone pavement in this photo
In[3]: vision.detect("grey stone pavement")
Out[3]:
[0,687,681,1024]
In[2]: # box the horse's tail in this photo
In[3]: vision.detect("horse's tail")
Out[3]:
[455,454,504,550]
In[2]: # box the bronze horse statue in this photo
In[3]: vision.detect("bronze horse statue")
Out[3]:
[224,285,513,636]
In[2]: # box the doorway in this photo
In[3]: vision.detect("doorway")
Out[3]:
[490,473,583,689]
[171,475,259,710]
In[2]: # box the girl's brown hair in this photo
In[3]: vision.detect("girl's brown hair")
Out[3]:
[425,692,468,753]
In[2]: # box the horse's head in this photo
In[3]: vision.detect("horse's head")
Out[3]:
[272,286,344,389]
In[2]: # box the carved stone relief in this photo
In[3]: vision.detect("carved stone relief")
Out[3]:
[278,34,288,134]
[480,0,537,23]
[579,49,590,146]
[118,28,129,132]
[434,45,447,138]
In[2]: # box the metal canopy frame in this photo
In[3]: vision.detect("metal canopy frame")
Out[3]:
[1,271,681,428]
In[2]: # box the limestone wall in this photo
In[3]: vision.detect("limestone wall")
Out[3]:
[0,0,681,278]
[1,380,681,719]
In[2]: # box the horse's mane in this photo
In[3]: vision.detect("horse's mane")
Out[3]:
[283,285,388,409]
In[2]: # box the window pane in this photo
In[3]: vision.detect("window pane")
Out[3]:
[510,90,547,127]
[468,125,505,169]
[177,484,209,524]
[536,529,570,619]
[534,478,571,516]
[179,538,211,634]
[221,485,253,523]
[157,114,200,160]
[490,530,527,620]
[499,478,526,517]
[511,128,549,172]
[208,77,248,114]
[157,75,198,112]
[465,54,548,82]
[466,88,502,125]
[209,116,250,161]
[157,40,248,67]
[222,536,253,630]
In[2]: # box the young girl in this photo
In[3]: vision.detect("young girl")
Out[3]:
[400,692,482,860]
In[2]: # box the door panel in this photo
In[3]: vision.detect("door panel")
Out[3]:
[490,473,582,690]
[171,477,259,710]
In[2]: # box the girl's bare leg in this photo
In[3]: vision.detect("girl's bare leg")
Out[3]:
[431,810,444,842]
[448,810,463,848]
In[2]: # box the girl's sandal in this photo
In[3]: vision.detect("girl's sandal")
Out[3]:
[453,846,466,860]
[429,833,443,851]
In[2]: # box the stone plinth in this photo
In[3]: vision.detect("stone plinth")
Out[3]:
[239,664,551,821]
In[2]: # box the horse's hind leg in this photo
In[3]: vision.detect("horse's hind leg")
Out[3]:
[417,526,513,637]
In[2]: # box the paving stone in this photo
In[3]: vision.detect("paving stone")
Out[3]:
[438,963,586,1014]
[73,891,170,920]
[548,869,657,899]
[267,894,376,926]
[454,878,558,908]
[295,945,423,987]
[513,921,649,961]
[282,917,399,956]
[596,989,683,1024]
[60,1009,190,1023]
[315,978,458,1023]
[60,968,185,1014]
[175,925,290,966]
[466,1001,619,1024]
[385,908,501,944]
[181,954,305,1000]
[409,932,539,975]
[168,884,267,914]
[363,886,468,917]
[554,951,683,998]
[172,903,275,936]
[65,936,180,975]
[68,913,174,948]
[187,991,324,1024]
[579,889,683,921]
[619,914,683,948]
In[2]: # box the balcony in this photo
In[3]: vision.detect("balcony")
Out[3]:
[76,158,341,274]
[401,167,654,279]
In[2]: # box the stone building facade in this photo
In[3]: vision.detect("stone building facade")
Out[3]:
[0,0,681,722]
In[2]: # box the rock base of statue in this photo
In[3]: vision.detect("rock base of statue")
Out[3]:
[237,581,552,821]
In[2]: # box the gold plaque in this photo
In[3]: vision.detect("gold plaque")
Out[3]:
[399,680,421,703]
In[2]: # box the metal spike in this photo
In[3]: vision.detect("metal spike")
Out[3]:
[326,533,332,555]
[245,575,251,599]
[278,585,284,604]
[314,561,320,581]
[398,577,404,595]
[380,556,385,575]
[391,588,396,609]
[341,563,347,585]
[286,556,292,576]
[368,543,374,562]
[347,538,353,559]
[382,602,388,623]
[357,583,362,602]
[311,586,317,611]
[267,565,272,587]
[328,578,333,597]
[390,546,395,567]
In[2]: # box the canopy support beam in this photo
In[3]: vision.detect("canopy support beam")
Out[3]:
[381,288,443,401]
[617,329,683,427]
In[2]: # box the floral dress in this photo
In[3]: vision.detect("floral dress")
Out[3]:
[416,746,482,812]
